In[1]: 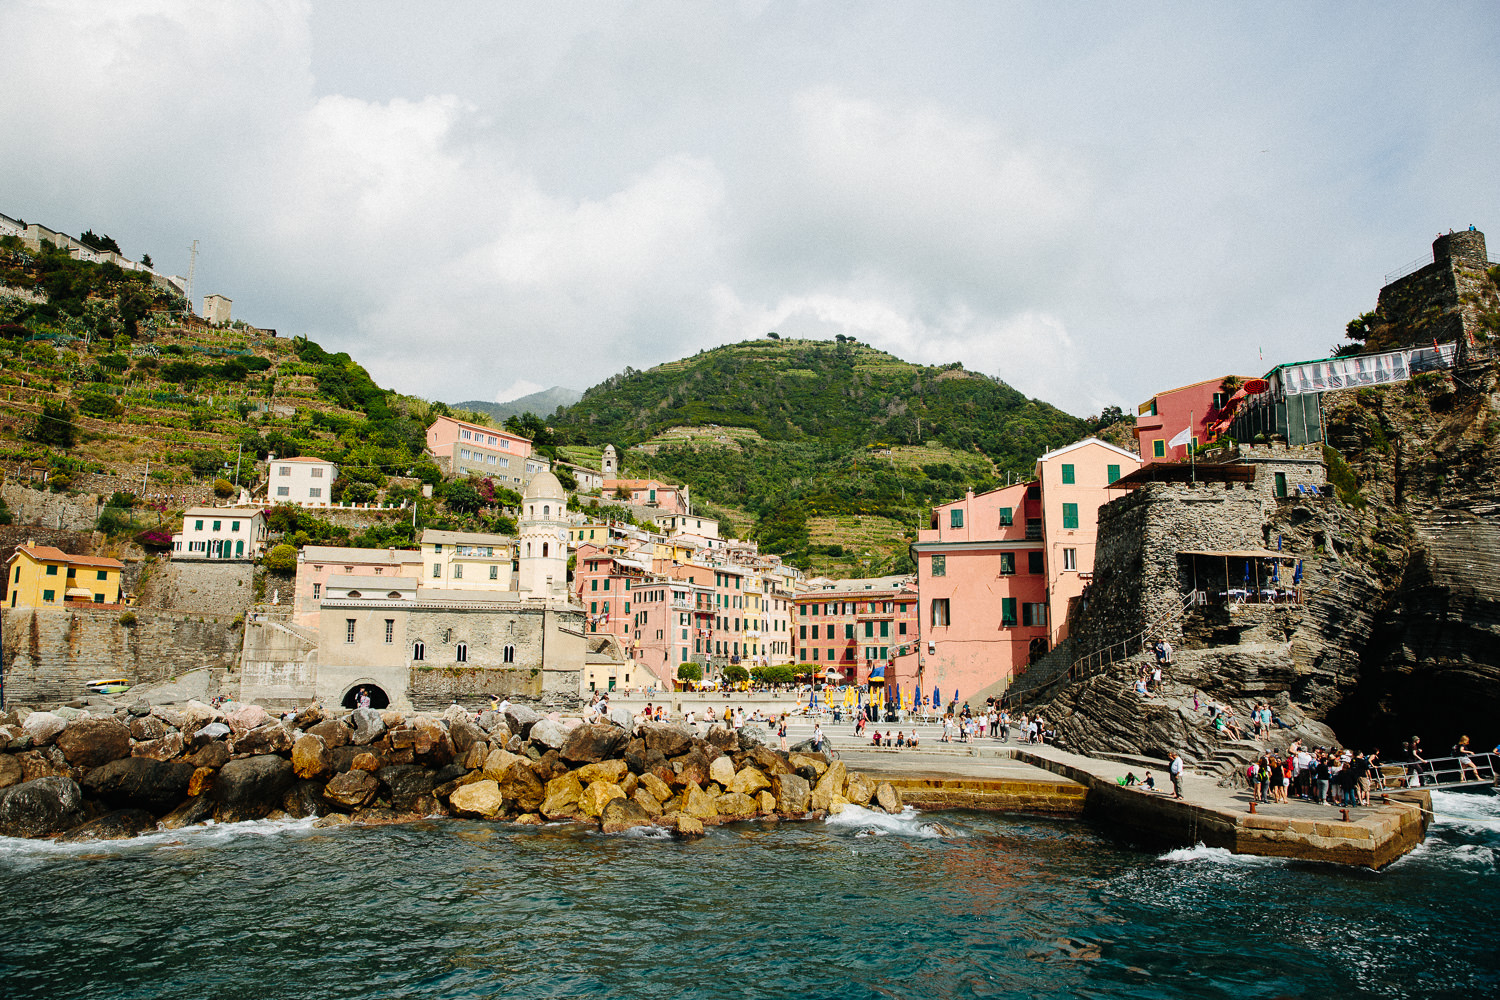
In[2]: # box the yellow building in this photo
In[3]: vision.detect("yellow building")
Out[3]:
[6,543,124,608]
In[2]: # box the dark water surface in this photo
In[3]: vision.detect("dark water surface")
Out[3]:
[2,790,1496,1000]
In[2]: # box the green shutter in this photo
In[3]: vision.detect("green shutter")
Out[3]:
[1061,464,1075,484]
[1001,597,1016,626]
[1063,503,1079,530]
[1107,464,1120,483]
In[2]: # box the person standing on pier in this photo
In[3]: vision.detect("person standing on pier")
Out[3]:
[1169,752,1185,799]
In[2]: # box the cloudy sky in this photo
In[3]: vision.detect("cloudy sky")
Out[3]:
[3,2,1497,417]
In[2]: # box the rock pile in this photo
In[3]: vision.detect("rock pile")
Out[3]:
[0,701,903,841]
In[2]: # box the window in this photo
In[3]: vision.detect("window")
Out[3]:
[312,583,321,599]
[456,643,468,662]
[825,624,834,639]
[433,564,441,578]
[950,509,964,528]
[1153,439,1166,458]
[346,619,356,643]
[1023,603,1048,627]
[1213,392,1227,410]
[931,598,950,627]
[899,621,908,635]
[96,570,108,581]
[1001,598,1017,627]
[1064,548,1077,571]
[279,466,291,476]
[999,507,1013,526]
[1028,551,1044,574]
[453,564,463,580]
[1000,552,1016,575]
[844,623,854,639]
[799,624,807,639]
[277,486,290,497]
[412,641,425,661]
[93,594,103,603]
[308,488,322,498]
[45,565,57,576]
[384,619,394,644]
[1061,464,1075,485]
[1275,472,1288,498]
[1062,503,1079,530]
[308,466,324,479]
[864,621,874,638]
[1107,464,1121,484]
[43,589,55,602]
[931,554,946,577]
[503,644,515,663]
[490,565,498,580]
[879,620,889,638]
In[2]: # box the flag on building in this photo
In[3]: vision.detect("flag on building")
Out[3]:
[1168,425,1193,449]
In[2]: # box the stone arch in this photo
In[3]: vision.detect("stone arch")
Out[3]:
[341,681,391,709]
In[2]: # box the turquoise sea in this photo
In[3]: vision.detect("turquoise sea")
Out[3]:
[2,789,1496,1000]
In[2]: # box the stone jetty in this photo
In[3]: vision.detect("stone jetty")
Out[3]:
[0,701,903,841]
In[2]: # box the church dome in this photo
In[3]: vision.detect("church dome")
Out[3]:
[523,469,565,501]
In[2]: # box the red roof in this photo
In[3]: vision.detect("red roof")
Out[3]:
[10,545,124,570]
[271,456,337,464]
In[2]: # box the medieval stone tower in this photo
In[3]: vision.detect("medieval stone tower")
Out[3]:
[516,470,569,598]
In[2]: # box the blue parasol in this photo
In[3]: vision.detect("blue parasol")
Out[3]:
[893,682,901,710]
[1293,560,1303,585]
[933,685,941,710]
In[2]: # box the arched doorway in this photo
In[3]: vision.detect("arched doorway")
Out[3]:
[341,683,390,709]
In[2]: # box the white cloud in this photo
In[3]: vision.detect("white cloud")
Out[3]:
[494,380,544,404]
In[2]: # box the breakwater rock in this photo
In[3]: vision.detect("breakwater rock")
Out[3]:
[0,702,903,840]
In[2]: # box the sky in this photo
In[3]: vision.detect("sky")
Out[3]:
[2,2,1497,418]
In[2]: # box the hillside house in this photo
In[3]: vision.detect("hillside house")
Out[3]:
[6,543,123,608]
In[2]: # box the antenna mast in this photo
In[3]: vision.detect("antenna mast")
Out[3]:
[183,239,199,317]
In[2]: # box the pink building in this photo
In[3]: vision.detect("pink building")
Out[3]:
[292,545,424,628]
[425,416,533,483]
[912,438,1139,707]
[1135,375,1252,463]
[795,577,919,687]
[603,478,689,516]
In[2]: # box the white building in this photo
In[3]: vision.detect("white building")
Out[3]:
[267,455,338,505]
[173,507,267,561]
[203,294,232,325]
[654,512,720,539]
[421,529,514,592]
[516,471,570,599]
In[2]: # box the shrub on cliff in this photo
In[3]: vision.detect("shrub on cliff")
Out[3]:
[212,478,235,499]
[263,543,298,572]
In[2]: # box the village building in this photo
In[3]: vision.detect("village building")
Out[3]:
[602,478,689,515]
[292,545,425,628]
[795,575,919,691]
[266,455,338,506]
[5,543,124,608]
[172,506,267,561]
[424,415,534,484]
[419,529,514,592]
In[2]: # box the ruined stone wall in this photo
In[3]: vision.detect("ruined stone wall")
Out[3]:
[238,618,318,708]
[135,559,256,615]
[1,607,242,708]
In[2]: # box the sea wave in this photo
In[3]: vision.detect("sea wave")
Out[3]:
[824,804,960,838]
[1429,789,1500,832]
[0,815,319,863]
[1157,843,1282,866]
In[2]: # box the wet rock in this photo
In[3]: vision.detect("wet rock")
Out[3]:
[600,796,653,833]
[574,759,629,784]
[130,716,169,741]
[674,814,704,837]
[875,782,902,814]
[728,765,770,797]
[379,765,437,814]
[771,772,811,814]
[313,813,351,829]
[159,795,216,829]
[496,763,545,813]
[353,807,406,826]
[505,704,543,739]
[845,772,876,807]
[59,809,157,842]
[513,813,543,825]
[449,779,503,818]
[234,723,293,756]
[708,755,736,787]
[716,791,758,819]
[810,761,848,812]
[579,780,626,818]
[322,769,379,811]
[640,722,694,758]
[214,755,295,822]
[828,793,851,815]
[0,776,85,837]
[756,790,776,815]
[560,723,628,764]
[292,735,331,779]
[186,741,231,770]
[188,767,216,797]
[0,754,22,790]
[350,708,386,746]
[22,711,67,746]
[528,718,569,750]
[306,719,351,749]
[541,772,584,819]
[82,757,195,811]
[282,781,326,819]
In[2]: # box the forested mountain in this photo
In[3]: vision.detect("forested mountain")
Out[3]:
[452,386,581,423]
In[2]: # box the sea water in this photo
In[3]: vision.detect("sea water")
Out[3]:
[1,791,1496,1000]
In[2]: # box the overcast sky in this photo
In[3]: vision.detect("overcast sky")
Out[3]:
[3,2,1497,417]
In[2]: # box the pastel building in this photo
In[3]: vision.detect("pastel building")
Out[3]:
[425,416,533,484]
[420,529,514,592]
[795,576,919,686]
[603,479,689,515]
[268,455,338,505]
[6,543,124,608]
[1135,376,1251,464]
[293,545,425,628]
[173,507,267,561]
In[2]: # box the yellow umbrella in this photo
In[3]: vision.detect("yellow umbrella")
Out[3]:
[843,687,855,708]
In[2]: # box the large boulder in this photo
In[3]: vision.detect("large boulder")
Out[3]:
[233,723,293,757]
[574,759,629,785]
[193,722,232,746]
[306,719,351,749]
[715,791,758,819]
[22,711,67,746]
[738,724,770,748]
[578,780,626,818]
[639,723,694,758]
[669,751,710,789]
[810,761,848,812]
[875,782,902,814]
[481,748,530,781]
[505,704,543,739]
[528,718,569,751]
[744,745,792,777]
[707,755,736,788]
[0,776,85,837]
[291,735,331,779]
[294,703,326,729]
[0,754,23,790]
[496,763,545,813]
[282,781,326,819]
[541,772,584,819]
[560,723,628,764]
[728,765,770,797]
[449,779,503,818]
[186,741,231,770]
[607,706,635,734]
[159,796,216,829]
[845,771,877,807]
[441,704,472,728]
[680,783,719,820]
[132,732,185,762]
[214,755,295,822]
[638,771,674,803]
[412,720,454,765]
[225,704,272,733]
[600,796,654,833]
[706,727,739,753]
[632,788,664,818]
[130,716,169,742]
[378,765,437,814]
[475,710,510,736]
[150,706,188,730]
[18,747,70,782]
[59,809,157,842]
[350,708,386,746]
[82,757,195,811]
[449,721,485,756]
[771,772,811,814]
[322,770,379,811]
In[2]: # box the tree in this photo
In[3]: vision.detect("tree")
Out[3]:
[213,478,235,499]
[140,254,153,269]
[78,230,122,255]
[29,401,76,449]
[677,663,703,682]
[263,543,298,571]
[445,479,484,513]
[724,664,749,684]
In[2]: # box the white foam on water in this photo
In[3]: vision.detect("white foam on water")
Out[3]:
[0,815,319,862]
[1429,789,1500,831]
[824,804,956,838]
[1158,843,1282,866]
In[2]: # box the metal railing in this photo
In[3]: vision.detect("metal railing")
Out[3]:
[1067,589,1202,683]
[1387,752,1498,789]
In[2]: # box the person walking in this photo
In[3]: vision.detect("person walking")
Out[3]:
[1169,751,1185,799]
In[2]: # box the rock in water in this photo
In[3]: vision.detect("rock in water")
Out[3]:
[599,796,653,833]
[322,770,379,811]
[541,773,584,819]
[681,783,719,820]
[728,765,771,797]
[214,755,295,822]
[378,765,437,814]
[638,772,674,803]
[282,781,326,819]
[292,735,331,779]
[845,772,876,807]
[771,772,811,814]
[82,757,195,811]
[159,796,216,830]
[579,781,626,818]
[875,782,902,814]
[449,779,503,818]
[631,788,664,818]
[716,791,758,818]
[810,761,848,812]
[560,723,628,764]
[0,776,85,837]
[674,814,704,837]
[350,708,386,746]
[59,809,157,842]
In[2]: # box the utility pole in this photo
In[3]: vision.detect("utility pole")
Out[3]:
[233,443,242,487]
[142,460,148,496]
[183,239,198,319]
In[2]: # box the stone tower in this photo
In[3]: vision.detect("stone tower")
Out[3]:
[601,444,617,478]
[1375,228,1496,357]
[517,470,569,598]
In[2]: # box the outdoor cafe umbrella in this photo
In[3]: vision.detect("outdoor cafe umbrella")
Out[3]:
[1293,560,1303,585]
[893,682,901,710]
[933,686,941,711]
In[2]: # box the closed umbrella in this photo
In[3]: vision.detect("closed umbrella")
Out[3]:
[933,685,941,711]
[1293,560,1303,585]
[893,682,901,711]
